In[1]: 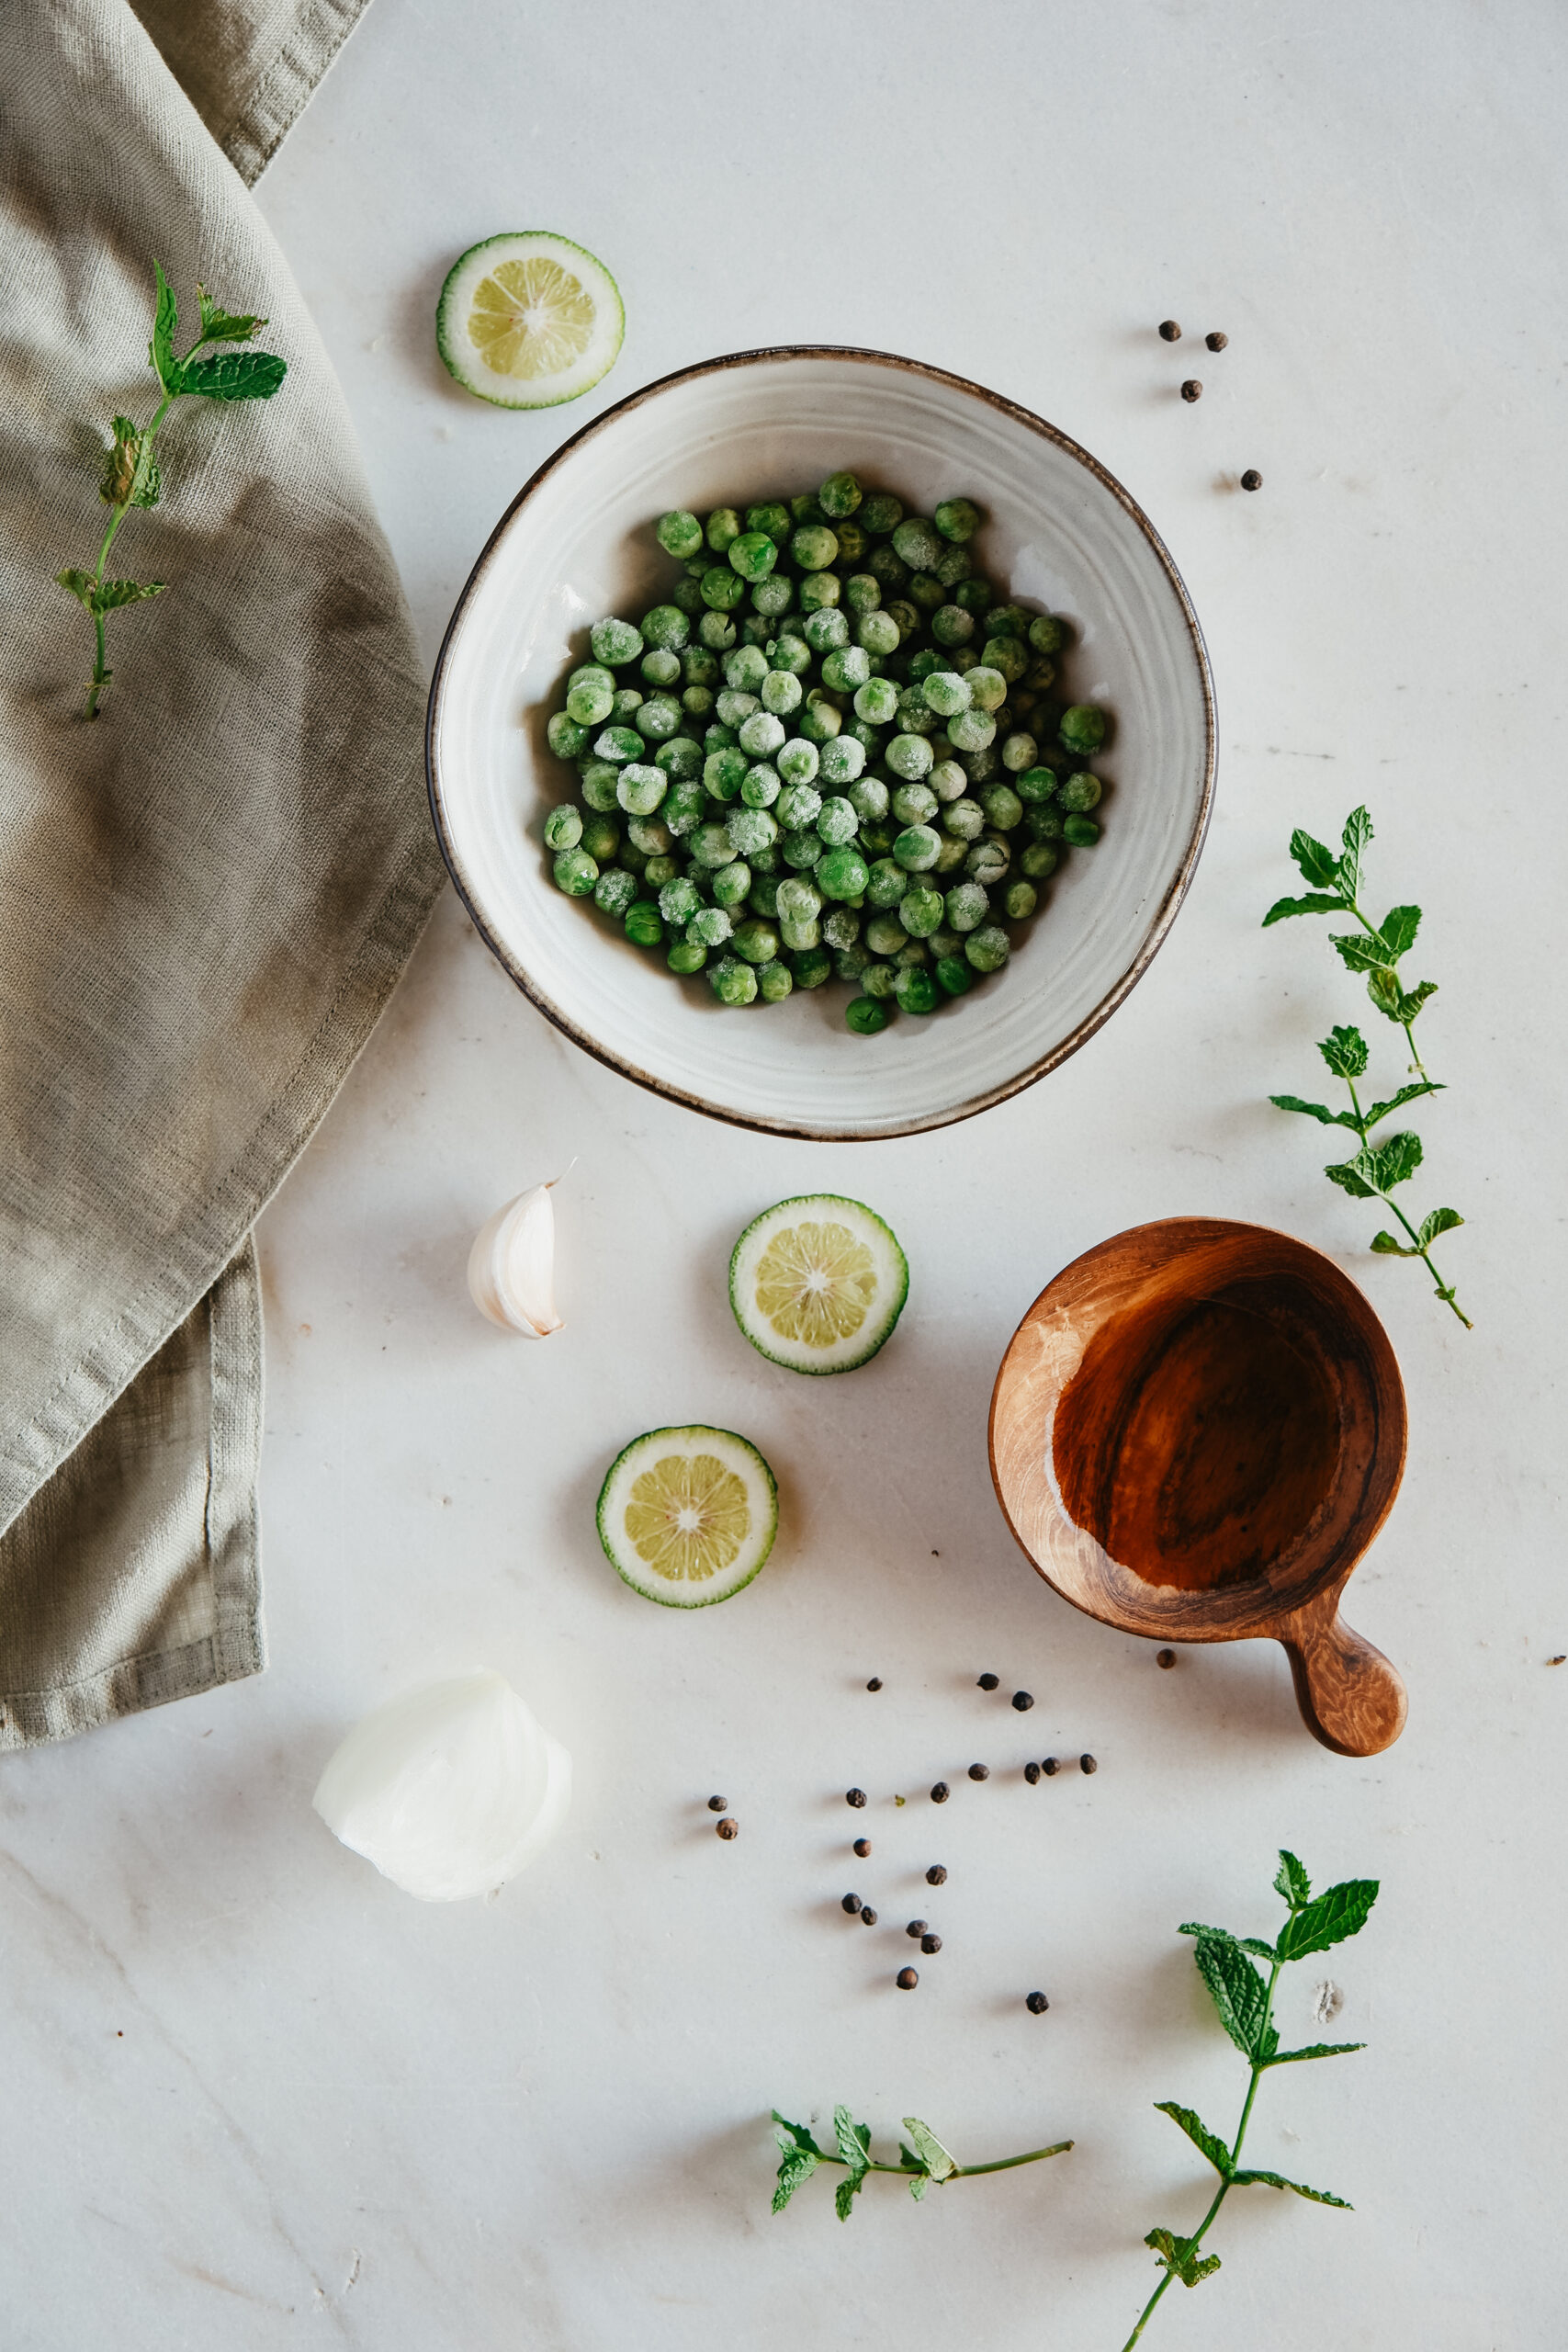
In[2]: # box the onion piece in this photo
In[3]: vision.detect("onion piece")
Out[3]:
[312,1670,571,1901]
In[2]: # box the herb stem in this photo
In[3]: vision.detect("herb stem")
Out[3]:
[814,2140,1072,2181]
[1344,1077,1471,1327]
[83,388,175,718]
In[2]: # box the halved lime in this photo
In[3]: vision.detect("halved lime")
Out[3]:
[436,232,624,410]
[597,1426,777,1607]
[729,1195,908,1374]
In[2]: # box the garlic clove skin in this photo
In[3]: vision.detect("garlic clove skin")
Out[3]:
[312,1670,572,1903]
[468,1180,563,1338]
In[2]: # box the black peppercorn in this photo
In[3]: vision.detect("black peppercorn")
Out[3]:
[716,1816,739,1839]
[706,1794,728,1812]
[1080,1753,1098,1774]
[1205,330,1228,351]
[1011,1690,1033,1712]
[1042,1758,1059,1776]
[967,1763,989,1781]
[897,1968,919,1990]
[976,1672,999,1690]
[920,1932,942,1954]
[1240,469,1263,492]
[1156,1648,1177,1669]
[1180,379,1201,402]
[1158,319,1181,341]
[846,1788,867,1808]
[931,1781,949,1803]
[906,1919,928,1939]
[1024,1760,1041,1784]
[853,1837,872,1858]
[925,1864,947,1885]
[860,1906,878,1927]
[1026,1990,1050,2015]
[842,1893,863,1914]
[866,1678,883,1691]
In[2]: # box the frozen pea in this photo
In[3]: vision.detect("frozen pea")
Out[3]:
[909,571,946,613]
[769,633,812,676]
[981,635,1028,684]
[793,945,833,989]
[892,781,938,827]
[865,857,909,909]
[1001,731,1038,774]
[1025,805,1065,842]
[1059,770,1103,812]
[779,915,821,952]
[798,699,842,745]
[908,650,944,682]
[728,806,779,858]
[818,735,866,786]
[568,659,613,693]
[798,571,841,613]
[710,954,759,1006]
[815,795,859,847]
[728,530,778,582]
[635,694,682,741]
[656,735,705,779]
[790,492,827,525]
[920,669,972,718]
[775,876,822,925]
[792,525,840,571]
[731,918,780,966]
[590,618,644,668]
[934,832,969,873]
[861,960,897,1000]
[691,821,735,868]
[930,759,968,803]
[712,862,753,909]
[934,497,981,543]
[860,492,903,536]
[705,508,741,553]
[616,763,668,816]
[566,677,615,727]
[644,853,676,887]
[886,732,935,781]
[657,510,704,560]
[818,844,870,901]
[687,905,733,950]
[818,470,862,518]
[740,609,774,645]
[981,783,1024,831]
[934,543,972,588]
[761,669,804,718]
[741,763,782,808]
[894,691,939,739]
[626,814,671,856]
[1059,705,1109,758]
[960,742,998,786]
[859,820,896,859]
[929,925,964,962]
[845,995,888,1035]
[1004,879,1039,922]
[749,874,784,919]
[854,676,900,726]
[759,961,794,1002]
[984,605,1028,639]
[945,880,989,933]
[750,842,780,875]
[776,760,820,809]
[835,944,872,983]
[553,847,598,897]
[893,824,942,872]
[697,609,737,650]
[594,867,638,919]
[581,815,620,863]
[725,644,769,692]
[892,516,943,571]
[822,906,862,952]
[883,597,919,640]
[835,518,867,560]
[739,710,786,759]
[671,577,705,616]
[967,837,1010,887]
[895,967,938,1015]
[547,711,589,759]
[964,924,1010,973]
[847,774,889,824]
[740,500,788,542]
[965,666,1009,712]
[704,747,748,801]
[1020,840,1060,880]
[667,938,707,975]
[1063,813,1101,846]
[803,607,851,654]
[1030,614,1069,655]
[640,605,689,653]
[1016,765,1059,804]
[843,572,882,615]
[580,761,621,811]
[701,567,747,612]
[857,609,901,657]
[637,649,681,691]
[864,911,907,956]
[782,828,824,869]
[898,886,944,938]
[751,573,794,618]
[659,876,703,926]
[947,707,997,753]
[934,954,973,997]
[821,645,872,694]
[715,690,760,731]
[953,578,994,616]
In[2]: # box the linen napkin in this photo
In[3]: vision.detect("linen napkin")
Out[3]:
[0,0,446,1747]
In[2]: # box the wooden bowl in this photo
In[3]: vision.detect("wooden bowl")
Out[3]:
[988,1218,1408,1756]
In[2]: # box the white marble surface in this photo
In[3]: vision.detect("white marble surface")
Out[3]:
[4,4,1564,2344]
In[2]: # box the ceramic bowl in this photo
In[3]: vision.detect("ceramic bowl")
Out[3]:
[426,346,1215,1139]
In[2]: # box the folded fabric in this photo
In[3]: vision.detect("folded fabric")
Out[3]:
[0,0,446,1747]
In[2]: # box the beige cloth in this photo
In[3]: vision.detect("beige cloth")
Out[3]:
[0,0,446,1747]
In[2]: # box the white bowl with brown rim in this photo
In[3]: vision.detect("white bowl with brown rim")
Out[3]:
[426,345,1215,1140]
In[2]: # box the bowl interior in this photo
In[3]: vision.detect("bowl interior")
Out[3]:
[429,349,1214,1139]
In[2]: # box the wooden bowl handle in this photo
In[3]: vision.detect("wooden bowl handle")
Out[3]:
[1278,1589,1407,1757]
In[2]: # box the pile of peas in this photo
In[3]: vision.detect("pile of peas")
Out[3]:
[541,474,1111,1030]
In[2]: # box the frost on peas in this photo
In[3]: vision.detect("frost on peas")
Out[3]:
[580,761,621,811]
[725,644,769,692]
[803,607,851,654]
[1001,731,1038,775]
[930,759,968,804]
[894,690,939,739]
[934,496,982,543]
[960,742,998,786]
[886,732,935,782]
[709,955,759,1007]
[781,827,824,869]
[687,904,733,950]
[656,735,705,779]
[964,923,1010,974]
[815,795,859,847]
[859,492,904,536]
[791,524,840,571]
[566,676,615,726]
[798,699,841,745]
[818,470,862,519]
[746,500,792,542]
[931,604,976,649]
[591,616,644,667]
[864,910,906,957]
[981,634,1028,684]
[728,529,778,582]
[715,689,760,731]
[639,605,690,654]
[761,669,804,717]
[797,571,841,614]
[898,886,944,938]
[636,694,684,742]
[981,782,1025,831]
[891,516,943,571]
[892,823,942,873]
[697,609,737,650]
[856,609,901,658]
[860,960,897,1000]
[553,846,598,897]
[740,763,782,808]
[891,780,938,828]
[547,711,589,759]
[769,633,812,676]
[966,837,1010,888]
[945,879,989,933]
[594,867,638,919]
[934,542,972,588]
[728,805,779,859]
[712,862,752,908]
[775,748,820,798]
[667,938,707,975]
[759,960,794,1002]
[865,856,908,908]
[919,669,973,719]
[751,573,794,618]
[843,571,882,615]
[637,648,682,690]
[701,566,747,612]
[965,665,1009,712]
[705,507,741,553]
[947,706,997,754]
[626,815,672,857]
[779,915,821,952]
[818,735,865,787]
[615,763,667,817]
[821,644,872,694]
[1058,769,1104,812]
[691,820,735,868]
[775,874,822,923]
[1020,840,1060,881]
[658,875,702,926]
[847,774,889,825]
[821,906,861,952]
[853,675,899,727]
[739,709,786,759]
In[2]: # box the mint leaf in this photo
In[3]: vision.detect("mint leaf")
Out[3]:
[1377,903,1421,958]
[1275,1878,1379,1962]
[1289,829,1339,889]
[1265,2041,1366,2066]
[1371,1231,1418,1257]
[1316,1024,1369,1080]
[1231,2167,1351,2208]
[196,283,267,342]
[1270,1094,1359,1130]
[1263,891,1342,926]
[772,2111,823,2158]
[833,2106,871,2177]
[1324,1154,1378,1200]
[91,577,167,612]
[772,2147,818,2213]
[901,2117,956,2183]
[1155,2102,1233,2179]
[1419,1206,1463,1246]
[1369,1131,1421,1192]
[834,2173,864,2222]
[1145,2226,1222,2288]
[177,348,288,402]
[56,567,97,608]
[1329,931,1394,978]
[908,2170,930,2201]
[1274,1851,1312,1909]
[1397,978,1438,1023]
[1337,806,1373,898]
[1191,1931,1274,2062]
[1178,1920,1275,1957]
[150,259,182,393]
[1363,1080,1443,1125]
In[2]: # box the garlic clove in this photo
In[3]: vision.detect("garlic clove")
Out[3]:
[312,1669,572,1903]
[468,1179,563,1338]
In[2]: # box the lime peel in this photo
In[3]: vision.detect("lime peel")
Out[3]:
[730,1195,908,1374]
[436,232,623,410]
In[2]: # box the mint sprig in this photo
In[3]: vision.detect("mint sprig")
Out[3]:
[770,2105,1071,2219]
[57,261,286,718]
[1119,1851,1378,2348]
[1265,807,1470,1327]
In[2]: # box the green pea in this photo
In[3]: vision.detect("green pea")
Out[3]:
[818,646,867,695]
[934,954,973,998]
[815,470,859,519]
[884,597,919,641]
[980,783,1024,831]
[768,632,812,676]
[919,670,972,720]
[657,876,700,926]
[751,574,794,619]
[792,524,840,571]
[782,828,824,869]
[701,747,745,802]
[1001,731,1038,775]
[890,967,935,1015]
[934,542,972,587]
[790,492,827,525]
[818,845,870,900]
[697,610,737,650]
[739,711,786,760]
[894,692,939,740]
[847,775,889,825]
[671,577,705,616]
[818,738,866,790]
[1059,704,1109,757]
[760,671,803,719]
[759,961,794,1002]
[775,875,822,923]
[667,938,708,974]
[867,549,908,599]
[864,858,908,909]
[656,737,705,782]
[931,605,976,650]
[637,607,686,656]
[815,795,859,848]
[964,923,1010,974]
[864,911,906,956]
[855,610,900,658]
[776,780,822,831]
[1020,841,1060,881]
[977,635,1025,684]
[792,945,833,989]
[897,886,944,938]
[801,606,849,654]
[715,692,759,734]
[593,868,638,919]
[860,492,903,536]
[547,711,589,759]
[1059,770,1103,813]
[552,848,598,897]
[779,915,821,952]
[690,821,734,868]
[685,905,731,951]
[543,803,583,853]
[844,995,887,1035]
[1015,765,1058,806]
[705,508,741,553]
[907,573,944,616]
[1063,813,1101,846]
[929,760,968,804]
[842,572,882,616]
[614,763,664,817]
[1025,806,1065,842]
[739,613,774,648]
[861,960,897,1000]
[634,695,682,742]
[967,839,1010,889]
[709,953,758,1006]
[1029,614,1069,655]
[590,617,644,667]
[581,815,620,864]
[728,529,778,582]
[728,806,779,858]
[892,824,942,872]
[947,707,996,754]
[892,781,939,830]
[798,700,841,745]
[960,743,998,786]
[945,880,989,933]
[626,814,671,856]
[933,497,981,544]
[637,649,681,692]
[746,501,792,542]
[741,763,782,809]
[798,571,841,613]
[578,761,619,812]
[819,907,860,953]
[885,733,932,782]
[723,644,766,691]
[835,519,867,560]
[701,566,747,612]
[964,666,1009,713]
[728,918,778,966]
[953,578,993,616]
[892,516,943,571]
[1004,879,1039,922]
[567,675,616,727]
[712,863,753,910]
[656,509,704,560]
[934,833,968,873]
[851,678,897,729]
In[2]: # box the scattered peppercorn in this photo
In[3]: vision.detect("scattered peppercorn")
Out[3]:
[906,1919,928,1939]
[897,1968,919,1990]
[1156,1648,1177,1669]
[853,1838,872,1858]
[842,1893,863,1914]
[976,1672,999,1690]
[1011,1690,1033,1713]
[1024,1760,1041,1784]
[920,1932,942,1954]
[1080,1753,1098,1774]
[1026,1990,1050,2015]
[866,1678,883,1691]
[1158,319,1181,342]
[846,1788,867,1808]
[967,1763,989,1781]
[860,1906,878,1927]
[1241,469,1263,492]
[1547,1654,1567,1666]
[925,1864,947,1885]
[706,1794,728,1811]
[716,1816,739,1839]
[931,1781,950,1803]
[1042,1758,1059,1776]
[1180,379,1202,402]
[1205,330,1228,352]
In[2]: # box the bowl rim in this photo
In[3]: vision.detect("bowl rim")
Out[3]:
[425,343,1218,1140]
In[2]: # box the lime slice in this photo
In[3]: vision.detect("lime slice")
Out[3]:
[436,232,624,410]
[597,1426,778,1607]
[729,1195,908,1374]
